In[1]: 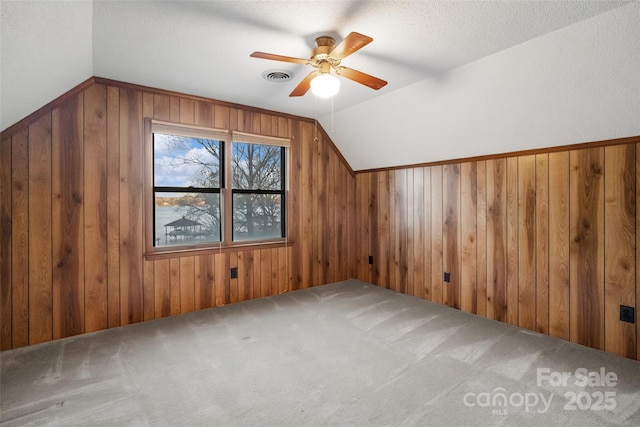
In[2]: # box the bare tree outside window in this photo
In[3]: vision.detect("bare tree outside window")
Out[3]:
[152,131,285,247]
[153,133,222,246]
[232,142,284,241]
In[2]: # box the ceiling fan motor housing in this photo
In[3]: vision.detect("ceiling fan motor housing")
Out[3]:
[313,36,336,61]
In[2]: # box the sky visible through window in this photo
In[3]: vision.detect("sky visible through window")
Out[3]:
[153,133,220,188]
[153,133,222,246]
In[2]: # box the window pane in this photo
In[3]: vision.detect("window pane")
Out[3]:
[232,143,282,190]
[233,193,282,241]
[155,192,221,246]
[154,133,222,188]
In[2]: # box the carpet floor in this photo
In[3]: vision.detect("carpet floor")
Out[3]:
[1,280,640,426]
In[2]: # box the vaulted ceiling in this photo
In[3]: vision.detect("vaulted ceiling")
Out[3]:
[2,1,639,170]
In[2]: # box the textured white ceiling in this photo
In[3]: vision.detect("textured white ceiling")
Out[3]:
[2,0,638,169]
[1,0,93,130]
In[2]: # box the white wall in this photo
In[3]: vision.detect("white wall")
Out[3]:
[327,2,640,171]
[0,0,93,131]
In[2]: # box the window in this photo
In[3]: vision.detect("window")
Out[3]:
[231,136,286,242]
[145,121,289,256]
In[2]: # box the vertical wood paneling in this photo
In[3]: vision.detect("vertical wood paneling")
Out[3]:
[366,172,377,286]
[214,105,229,129]
[604,144,636,358]
[271,248,279,296]
[1,80,357,351]
[195,254,214,309]
[0,135,12,349]
[328,152,338,284]
[153,94,170,121]
[278,247,288,294]
[170,258,181,315]
[259,113,271,136]
[355,174,369,281]
[252,250,261,298]
[431,166,443,304]
[299,122,313,289]
[309,122,318,289]
[487,159,507,322]
[28,114,53,344]
[363,172,373,284]
[352,141,637,361]
[5,78,638,363]
[330,153,339,285]
[195,101,214,128]
[143,260,154,321]
[506,157,519,326]
[570,147,605,350]
[377,171,390,288]
[395,169,408,294]
[106,86,121,328]
[11,129,29,347]
[406,169,415,296]
[443,164,461,309]
[230,252,239,303]
[517,155,536,330]
[179,99,195,125]
[476,161,487,317]
[119,88,143,325]
[155,259,170,318]
[422,167,432,301]
[346,170,356,279]
[236,109,247,132]
[169,97,180,122]
[389,170,396,290]
[288,121,301,291]
[460,162,477,313]
[413,168,425,300]
[549,152,570,340]
[83,84,108,333]
[52,95,85,340]
[238,251,253,301]
[260,249,272,297]
[216,253,229,306]
[321,140,330,286]
[637,143,640,361]
[312,133,323,287]
[535,154,549,335]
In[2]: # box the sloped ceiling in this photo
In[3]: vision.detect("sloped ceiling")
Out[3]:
[2,1,639,170]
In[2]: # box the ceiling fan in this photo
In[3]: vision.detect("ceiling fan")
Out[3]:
[250,32,388,97]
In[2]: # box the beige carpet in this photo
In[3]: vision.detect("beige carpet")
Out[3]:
[2,280,640,426]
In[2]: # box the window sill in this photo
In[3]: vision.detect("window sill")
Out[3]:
[144,239,294,261]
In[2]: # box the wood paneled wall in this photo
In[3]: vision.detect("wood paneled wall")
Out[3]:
[2,77,639,363]
[355,141,640,360]
[0,79,356,350]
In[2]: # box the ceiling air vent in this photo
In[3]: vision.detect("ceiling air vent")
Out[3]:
[262,70,293,82]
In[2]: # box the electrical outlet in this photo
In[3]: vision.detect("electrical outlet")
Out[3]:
[230,267,238,279]
[368,256,374,265]
[620,305,635,324]
[444,272,450,283]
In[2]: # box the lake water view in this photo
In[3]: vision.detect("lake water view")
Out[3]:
[154,205,218,246]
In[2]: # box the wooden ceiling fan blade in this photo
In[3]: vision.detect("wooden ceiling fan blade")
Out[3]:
[250,51,310,65]
[289,71,321,97]
[329,32,373,60]
[335,67,387,90]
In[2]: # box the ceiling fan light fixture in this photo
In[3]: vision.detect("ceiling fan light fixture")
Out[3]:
[250,32,386,97]
[310,73,340,98]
